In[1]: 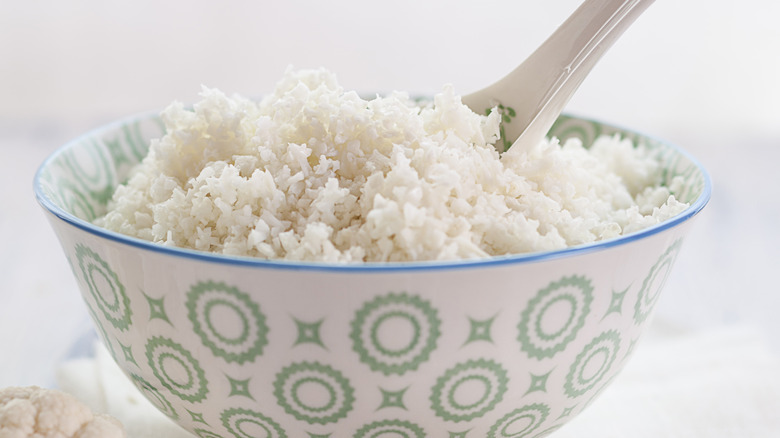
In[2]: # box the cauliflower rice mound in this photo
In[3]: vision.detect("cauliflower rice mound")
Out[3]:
[96,68,688,262]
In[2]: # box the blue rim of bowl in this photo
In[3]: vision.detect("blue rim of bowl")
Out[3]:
[33,110,712,273]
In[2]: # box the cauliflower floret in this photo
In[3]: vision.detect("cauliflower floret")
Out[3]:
[0,386,125,438]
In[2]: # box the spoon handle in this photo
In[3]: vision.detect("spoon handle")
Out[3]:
[462,0,654,153]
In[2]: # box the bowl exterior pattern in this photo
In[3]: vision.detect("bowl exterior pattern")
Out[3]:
[37,114,707,437]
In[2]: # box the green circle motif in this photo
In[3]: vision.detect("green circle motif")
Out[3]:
[186,281,268,364]
[87,267,119,310]
[130,374,178,420]
[577,346,610,383]
[448,375,492,410]
[158,352,194,390]
[634,240,682,324]
[145,337,208,403]
[273,361,354,425]
[54,179,97,221]
[290,377,337,413]
[535,295,576,341]
[488,403,550,438]
[351,292,441,375]
[518,275,593,359]
[370,311,421,357]
[63,141,115,206]
[354,419,425,438]
[547,115,602,148]
[221,408,287,438]
[430,359,508,422]
[204,299,249,346]
[564,330,621,398]
[76,244,132,331]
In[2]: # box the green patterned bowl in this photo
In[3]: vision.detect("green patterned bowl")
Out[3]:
[34,113,710,437]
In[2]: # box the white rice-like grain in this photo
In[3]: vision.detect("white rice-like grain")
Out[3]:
[95,68,689,262]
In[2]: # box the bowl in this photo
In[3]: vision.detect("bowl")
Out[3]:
[34,113,710,437]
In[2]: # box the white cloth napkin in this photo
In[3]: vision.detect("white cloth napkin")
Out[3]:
[555,324,780,437]
[56,324,780,437]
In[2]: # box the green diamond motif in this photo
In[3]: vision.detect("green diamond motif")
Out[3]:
[449,431,470,438]
[273,361,355,425]
[378,386,408,410]
[464,315,495,345]
[186,280,268,364]
[351,292,441,375]
[557,405,577,420]
[603,286,630,319]
[145,336,208,403]
[307,433,332,438]
[524,370,552,395]
[193,429,221,438]
[227,375,254,400]
[430,359,508,422]
[221,408,287,438]
[144,291,171,324]
[294,318,326,349]
[187,409,208,425]
[354,419,425,438]
[76,244,132,331]
[518,275,593,359]
[118,340,137,366]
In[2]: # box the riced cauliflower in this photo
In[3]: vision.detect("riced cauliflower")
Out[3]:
[0,386,125,438]
[95,68,688,262]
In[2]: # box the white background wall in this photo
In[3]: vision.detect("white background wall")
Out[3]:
[1,0,778,387]
[2,1,777,135]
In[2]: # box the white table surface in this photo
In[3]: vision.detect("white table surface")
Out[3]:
[1,0,779,433]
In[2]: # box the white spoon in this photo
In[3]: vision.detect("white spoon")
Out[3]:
[461,0,655,153]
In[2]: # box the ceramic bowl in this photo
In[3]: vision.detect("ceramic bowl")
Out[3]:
[34,113,710,437]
